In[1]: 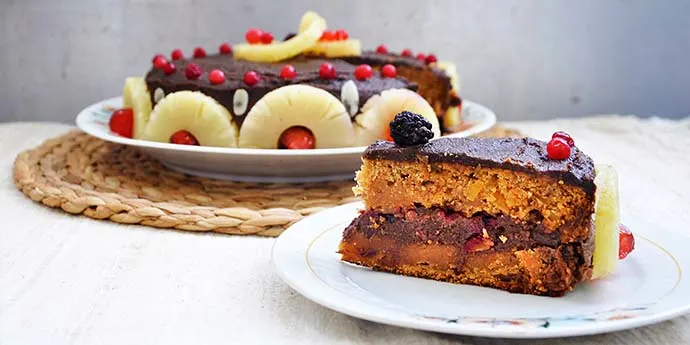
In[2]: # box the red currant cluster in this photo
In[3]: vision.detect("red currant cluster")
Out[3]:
[319,29,349,41]
[245,28,274,44]
[546,131,575,160]
[375,45,437,65]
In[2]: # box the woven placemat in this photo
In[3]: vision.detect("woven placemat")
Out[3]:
[13,125,522,237]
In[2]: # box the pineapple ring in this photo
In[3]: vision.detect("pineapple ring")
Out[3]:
[353,88,441,146]
[123,77,153,139]
[238,85,355,149]
[142,91,239,148]
[233,12,326,63]
[305,39,362,58]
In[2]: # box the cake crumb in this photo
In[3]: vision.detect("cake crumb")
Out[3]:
[499,235,508,243]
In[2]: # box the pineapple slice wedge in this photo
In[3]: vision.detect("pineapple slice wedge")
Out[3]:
[354,88,441,146]
[305,39,362,58]
[238,85,355,149]
[123,77,153,139]
[234,12,326,63]
[142,91,238,147]
[591,164,621,279]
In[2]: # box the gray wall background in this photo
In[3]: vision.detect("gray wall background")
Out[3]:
[2,0,689,123]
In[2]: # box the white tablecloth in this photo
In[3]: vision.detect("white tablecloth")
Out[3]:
[1,118,689,345]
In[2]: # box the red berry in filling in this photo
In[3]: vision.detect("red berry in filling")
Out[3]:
[245,28,263,44]
[552,131,575,147]
[153,55,168,70]
[335,29,349,40]
[279,127,315,149]
[208,69,225,85]
[619,224,635,259]
[163,62,177,75]
[319,63,336,79]
[416,53,427,62]
[401,49,413,57]
[381,64,397,78]
[170,130,200,146]
[193,47,206,58]
[280,64,297,80]
[219,42,232,55]
[546,137,571,160]
[320,30,337,41]
[354,64,373,80]
[243,70,260,86]
[376,44,388,54]
[185,63,202,80]
[260,31,274,44]
[109,108,134,138]
[425,54,438,64]
[171,49,184,61]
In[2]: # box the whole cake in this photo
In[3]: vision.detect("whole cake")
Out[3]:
[338,112,634,296]
[109,11,463,149]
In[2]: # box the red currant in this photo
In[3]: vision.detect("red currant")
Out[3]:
[193,47,207,58]
[185,63,202,80]
[619,224,635,260]
[319,63,336,79]
[170,49,184,61]
[320,30,337,41]
[552,131,575,147]
[151,54,165,64]
[335,29,349,40]
[243,70,260,86]
[280,64,297,80]
[376,44,388,54]
[381,64,397,78]
[279,127,315,149]
[170,130,200,146]
[401,49,413,57]
[163,62,176,75]
[109,108,134,138]
[260,31,274,44]
[208,69,225,85]
[219,43,232,55]
[416,53,427,62]
[425,54,438,64]
[245,28,263,44]
[546,137,571,160]
[153,55,168,70]
[354,64,373,80]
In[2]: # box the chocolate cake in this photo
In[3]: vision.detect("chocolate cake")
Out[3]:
[338,113,608,296]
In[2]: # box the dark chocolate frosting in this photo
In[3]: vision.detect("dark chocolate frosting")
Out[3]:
[363,137,596,196]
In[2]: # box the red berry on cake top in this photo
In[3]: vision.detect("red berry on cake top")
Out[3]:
[219,43,232,55]
[208,69,225,85]
[389,111,434,146]
[416,53,427,62]
[243,70,260,86]
[425,54,438,64]
[245,28,263,44]
[260,31,274,44]
[109,108,134,138]
[320,30,337,41]
[152,55,168,70]
[546,137,571,160]
[381,64,397,78]
[401,49,413,57]
[170,130,200,146]
[319,63,337,79]
[171,49,184,60]
[185,63,202,80]
[280,64,297,80]
[163,62,177,75]
[193,47,207,58]
[552,131,575,147]
[151,54,165,64]
[354,64,373,80]
[335,29,349,40]
[376,44,388,54]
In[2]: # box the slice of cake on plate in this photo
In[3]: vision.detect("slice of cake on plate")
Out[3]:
[338,112,633,296]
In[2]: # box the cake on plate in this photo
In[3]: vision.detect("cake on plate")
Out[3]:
[108,11,463,149]
[338,112,634,296]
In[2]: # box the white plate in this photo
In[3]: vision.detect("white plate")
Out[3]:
[75,97,496,183]
[272,202,690,339]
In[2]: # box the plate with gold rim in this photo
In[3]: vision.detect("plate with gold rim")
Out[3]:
[271,202,690,339]
[75,97,496,183]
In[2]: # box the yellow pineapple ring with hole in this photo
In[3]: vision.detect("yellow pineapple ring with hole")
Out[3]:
[122,77,153,139]
[353,88,441,146]
[238,85,355,149]
[142,91,239,147]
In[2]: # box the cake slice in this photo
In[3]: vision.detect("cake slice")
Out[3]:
[338,112,624,297]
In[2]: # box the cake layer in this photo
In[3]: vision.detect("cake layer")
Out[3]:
[356,138,595,240]
[339,208,594,296]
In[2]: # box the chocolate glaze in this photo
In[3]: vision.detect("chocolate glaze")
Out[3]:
[363,137,596,197]
[145,53,417,127]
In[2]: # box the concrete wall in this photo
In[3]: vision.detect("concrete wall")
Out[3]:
[2,0,689,123]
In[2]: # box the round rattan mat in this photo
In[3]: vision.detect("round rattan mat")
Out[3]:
[13,125,522,237]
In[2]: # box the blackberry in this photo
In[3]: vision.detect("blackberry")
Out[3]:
[389,111,434,146]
